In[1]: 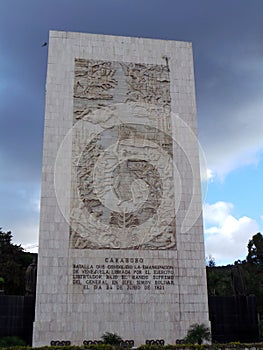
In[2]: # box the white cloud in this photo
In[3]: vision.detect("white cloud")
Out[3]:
[206,168,214,182]
[9,219,39,252]
[208,147,263,182]
[23,242,38,253]
[201,97,263,181]
[204,201,233,224]
[204,201,259,265]
[200,167,215,184]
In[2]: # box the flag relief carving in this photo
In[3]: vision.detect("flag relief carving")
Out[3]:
[70,59,176,250]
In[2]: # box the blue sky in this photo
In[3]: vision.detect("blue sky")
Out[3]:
[0,0,262,265]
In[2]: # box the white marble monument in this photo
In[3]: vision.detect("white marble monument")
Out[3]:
[33,31,210,346]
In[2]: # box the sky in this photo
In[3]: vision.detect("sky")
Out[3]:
[0,0,262,266]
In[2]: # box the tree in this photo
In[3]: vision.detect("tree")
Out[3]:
[206,255,216,267]
[101,332,123,345]
[0,228,35,295]
[184,323,210,345]
[247,232,263,264]
[0,277,4,292]
[206,266,233,296]
[206,232,263,327]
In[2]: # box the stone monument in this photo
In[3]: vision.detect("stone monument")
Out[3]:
[33,31,210,346]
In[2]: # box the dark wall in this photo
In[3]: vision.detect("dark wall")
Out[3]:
[0,295,35,345]
[0,294,260,345]
[209,295,260,343]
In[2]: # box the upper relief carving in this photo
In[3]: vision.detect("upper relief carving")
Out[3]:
[73,59,118,125]
[121,63,171,109]
[74,59,117,100]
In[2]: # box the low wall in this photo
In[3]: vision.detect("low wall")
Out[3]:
[209,295,260,342]
[0,344,263,350]
[0,295,35,345]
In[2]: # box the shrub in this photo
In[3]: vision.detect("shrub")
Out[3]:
[183,323,211,345]
[0,336,26,347]
[101,332,123,346]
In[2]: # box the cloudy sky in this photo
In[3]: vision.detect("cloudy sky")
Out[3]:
[0,0,262,265]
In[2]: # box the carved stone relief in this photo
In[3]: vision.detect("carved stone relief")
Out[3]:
[121,62,170,107]
[74,59,117,100]
[70,59,176,249]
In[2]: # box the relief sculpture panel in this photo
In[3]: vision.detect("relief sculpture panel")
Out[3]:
[70,59,176,249]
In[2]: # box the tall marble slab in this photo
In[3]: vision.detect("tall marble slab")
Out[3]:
[33,31,210,346]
